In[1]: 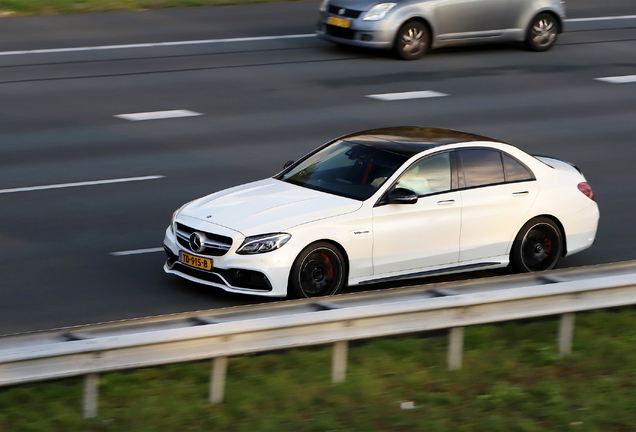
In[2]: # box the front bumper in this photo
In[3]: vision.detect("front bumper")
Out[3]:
[163,226,295,297]
[315,11,397,50]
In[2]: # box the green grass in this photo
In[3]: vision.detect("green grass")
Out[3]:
[2,308,636,431]
[0,0,295,16]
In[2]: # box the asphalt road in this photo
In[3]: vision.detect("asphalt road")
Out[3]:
[1,0,635,334]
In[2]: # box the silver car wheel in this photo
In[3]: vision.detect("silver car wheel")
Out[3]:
[403,28,425,53]
[532,19,556,47]
[526,13,559,52]
[395,21,429,60]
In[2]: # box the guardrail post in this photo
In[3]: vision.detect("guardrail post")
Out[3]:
[332,341,348,383]
[210,356,228,404]
[447,327,464,370]
[83,373,99,419]
[558,313,575,356]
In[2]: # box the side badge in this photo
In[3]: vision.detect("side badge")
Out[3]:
[351,229,370,239]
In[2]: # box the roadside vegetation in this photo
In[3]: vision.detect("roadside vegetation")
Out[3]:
[0,0,289,16]
[1,308,636,431]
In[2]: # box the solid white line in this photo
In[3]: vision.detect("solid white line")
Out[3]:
[111,247,165,256]
[0,14,632,58]
[0,34,316,57]
[565,15,636,23]
[595,75,636,84]
[114,110,202,121]
[366,90,449,101]
[0,175,165,194]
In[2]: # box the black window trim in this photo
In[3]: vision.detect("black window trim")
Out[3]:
[456,147,536,191]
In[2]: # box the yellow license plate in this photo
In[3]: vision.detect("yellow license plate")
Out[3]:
[327,16,351,28]
[180,251,213,271]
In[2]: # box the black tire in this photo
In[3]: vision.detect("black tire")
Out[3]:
[510,217,563,273]
[289,241,346,298]
[394,21,429,60]
[526,13,559,52]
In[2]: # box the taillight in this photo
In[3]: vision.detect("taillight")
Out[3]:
[578,182,594,201]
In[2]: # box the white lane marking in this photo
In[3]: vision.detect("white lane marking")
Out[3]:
[565,15,636,23]
[0,14,631,58]
[366,90,449,101]
[0,34,316,57]
[595,75,636,84]
[111,247,164,256]
[0,175,164,194]
[114,110,202,121]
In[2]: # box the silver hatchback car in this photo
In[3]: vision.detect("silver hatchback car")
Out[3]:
[316,0,566,59]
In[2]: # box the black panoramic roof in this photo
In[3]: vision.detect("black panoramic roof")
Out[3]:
[341,127,500,157]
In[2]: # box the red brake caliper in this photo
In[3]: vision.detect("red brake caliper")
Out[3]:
[544,238,552,256]
[320,253,334,279]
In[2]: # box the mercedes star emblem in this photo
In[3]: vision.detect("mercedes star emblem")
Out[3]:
[189,232,206,253]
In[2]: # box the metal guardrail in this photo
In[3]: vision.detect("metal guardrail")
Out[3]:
[2,261,636,418]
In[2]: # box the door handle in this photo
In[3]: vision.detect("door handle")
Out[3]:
[437,199,455,205]
[512,191,529,197]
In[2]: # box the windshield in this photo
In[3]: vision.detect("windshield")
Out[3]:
[278,140,409,201]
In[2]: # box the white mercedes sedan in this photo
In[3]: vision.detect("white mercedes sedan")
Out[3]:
[164,127,599,298]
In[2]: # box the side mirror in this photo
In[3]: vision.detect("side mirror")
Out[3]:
[387,188,418,205]
[284,160,295,169]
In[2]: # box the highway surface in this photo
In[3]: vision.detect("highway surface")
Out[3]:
[1,0,635,334]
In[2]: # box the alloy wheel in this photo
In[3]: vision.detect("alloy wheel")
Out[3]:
[532,18,556,48]
[297,247,344,297]
[520,223,561,272]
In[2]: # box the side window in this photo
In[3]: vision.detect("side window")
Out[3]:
[459,149,504,188]
[395,152,451,196]
[503,154,533,182]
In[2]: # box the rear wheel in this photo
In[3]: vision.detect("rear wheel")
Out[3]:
[290,242,346,298]
[526,13,559,52]
[394,21,429,60]
[511,217,563,272]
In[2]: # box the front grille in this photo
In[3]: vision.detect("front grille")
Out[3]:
[328,5,362,18]
[175,223,233,257]
[325,25,356,40]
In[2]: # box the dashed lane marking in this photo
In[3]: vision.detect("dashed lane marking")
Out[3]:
[366,90,449,101]
[114,110,202,121]
[595,75,636,84]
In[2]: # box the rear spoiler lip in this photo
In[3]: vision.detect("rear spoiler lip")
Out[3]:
[531,154,583,175]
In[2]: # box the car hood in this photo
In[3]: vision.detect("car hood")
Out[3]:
[328,0,418,12]
[180,178,362,236]
[327,0,381,11]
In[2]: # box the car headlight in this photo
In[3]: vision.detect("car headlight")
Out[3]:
[236,233,291,255]
[170,202,190,234]
[319,0,329,12]
[363,3,396,21]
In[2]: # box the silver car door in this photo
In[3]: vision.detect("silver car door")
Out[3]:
[434,0,509,38]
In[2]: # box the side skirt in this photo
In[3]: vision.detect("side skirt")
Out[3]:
[358,262,504,285]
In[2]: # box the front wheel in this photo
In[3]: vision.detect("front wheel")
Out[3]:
[394,21,429,60]
[289,242,346,298]
[510,217,563,273]
[526,13,559,52]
